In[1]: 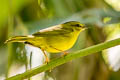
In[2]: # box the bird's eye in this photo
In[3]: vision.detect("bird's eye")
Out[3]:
[71,24,82,27]
[75,24,80,27]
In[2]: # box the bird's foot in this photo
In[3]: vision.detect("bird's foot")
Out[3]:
[45,57,50,64]
[62,51,68,57]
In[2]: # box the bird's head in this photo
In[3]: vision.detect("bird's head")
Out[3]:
[62,21,86,31]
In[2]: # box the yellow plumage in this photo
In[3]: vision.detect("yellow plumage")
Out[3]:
[5,21,86,62]
[5,21,85,53]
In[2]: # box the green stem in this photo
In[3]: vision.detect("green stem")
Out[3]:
[6,38,120,80]
[6,0,14,78]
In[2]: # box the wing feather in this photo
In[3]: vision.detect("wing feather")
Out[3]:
[32,25,73,37]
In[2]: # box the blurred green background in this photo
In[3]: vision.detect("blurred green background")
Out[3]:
[1,0,120,80]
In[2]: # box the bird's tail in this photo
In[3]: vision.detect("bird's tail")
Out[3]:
[4,36,32,44]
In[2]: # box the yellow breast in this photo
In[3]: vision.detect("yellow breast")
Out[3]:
[44,31,81,53]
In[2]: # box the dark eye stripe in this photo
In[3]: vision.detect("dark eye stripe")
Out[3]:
[71,24,80,27]
[75,24,80,27]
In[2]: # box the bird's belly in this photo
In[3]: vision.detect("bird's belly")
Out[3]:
[44,35,77,53]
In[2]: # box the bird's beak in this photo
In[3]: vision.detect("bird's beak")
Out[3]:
[83,24,90,30]
[82,25,87,30]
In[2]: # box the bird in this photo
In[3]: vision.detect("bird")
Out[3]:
[5,21,86,63]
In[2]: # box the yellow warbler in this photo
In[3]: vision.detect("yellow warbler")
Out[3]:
[5,21,86,63]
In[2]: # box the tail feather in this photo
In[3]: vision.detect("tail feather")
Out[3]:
[5,36,30,44]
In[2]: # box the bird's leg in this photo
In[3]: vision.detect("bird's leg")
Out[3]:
[41,49,49,64]
[62,51,68,56]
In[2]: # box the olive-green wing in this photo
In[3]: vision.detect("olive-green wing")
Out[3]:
[32,25,73,37]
